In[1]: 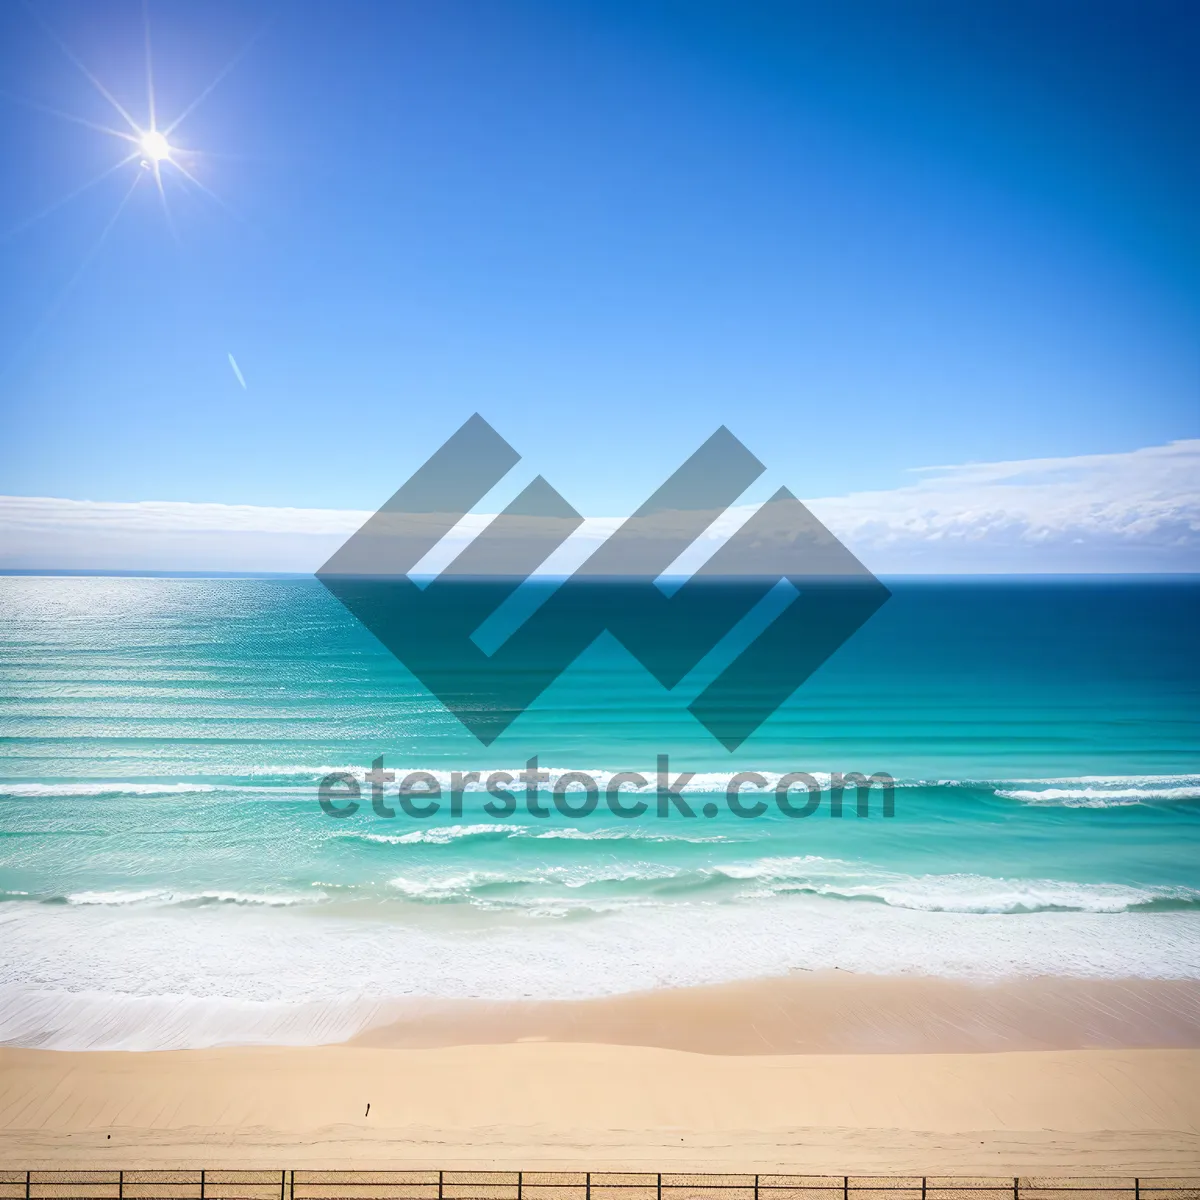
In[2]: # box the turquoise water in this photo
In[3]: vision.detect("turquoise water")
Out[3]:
[1,575,1198,1048]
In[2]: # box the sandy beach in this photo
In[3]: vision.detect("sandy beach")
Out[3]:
[3,1043,1199,1173]
[3,974,1199,1174]
[348,973,1200,1054]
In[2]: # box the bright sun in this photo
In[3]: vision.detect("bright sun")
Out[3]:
[20,4,232,245]
[139,129,172,162]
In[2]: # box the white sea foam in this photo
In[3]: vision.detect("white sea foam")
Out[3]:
[12,770,1193,806]
[190,766,841,792]
[43,858,1194,920]
[714,857,1198,913]
[64,889,324,908]
[386,860,682,902]
[1,782,219,797]
[0,987,384,1051]
[724,862,1192,913]
[530,826,729,843]
[995,785,1200,806]
[997,775,1200,784]
[211,765,367,779]
[355,823,517,845]
[362,853,1200,916]
[344,824,731,846]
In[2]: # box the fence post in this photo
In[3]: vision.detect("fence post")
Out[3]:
[25,1171,29,1200]
[439,1171,444,1200]
[843,1178,849,1200]
[200,1171,205,1200]
[754,1175,760,1200]
[119,1172,124,1200]
[518,1173,523,1200]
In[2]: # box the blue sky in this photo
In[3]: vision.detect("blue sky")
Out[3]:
[0,0,1197,568]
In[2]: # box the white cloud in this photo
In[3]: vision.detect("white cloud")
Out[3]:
[1,439,1196,574]
[0,497,368,573]
[806,438,1200,572]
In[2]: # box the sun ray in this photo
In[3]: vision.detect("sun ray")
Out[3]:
[163,19,271,137]
[168,146,259,162]
[22,0,143,134]
[142,0,157,133]
[3,150,140,242]
[0,89,137,143]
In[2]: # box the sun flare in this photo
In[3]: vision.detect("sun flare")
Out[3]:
[9,0,246,254]
[139,128,172,163]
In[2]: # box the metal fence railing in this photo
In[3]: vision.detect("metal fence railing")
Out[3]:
[1,1172,1197,1200]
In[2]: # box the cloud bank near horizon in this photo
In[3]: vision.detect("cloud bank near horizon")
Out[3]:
[1,439,1196,575]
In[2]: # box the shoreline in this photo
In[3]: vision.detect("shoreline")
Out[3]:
[6,971,1200,1055]
[9,897,1200,1051]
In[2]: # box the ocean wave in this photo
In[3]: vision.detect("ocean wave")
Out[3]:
[881,774,1200,807]
[995,775,1200,785]
[198,766,839,792]
[717,858,1200,913]
[16,859,1189,917]
[364,852,1200,916]
[387,861,684,904]
[9,770,1195,808]
[995,785,1200,806]
[213,765,365,778]
[340,823,731,847]
[352,823,516,846]
[60,889,325,908]
[531,826,729,843]
[1,782,219,797]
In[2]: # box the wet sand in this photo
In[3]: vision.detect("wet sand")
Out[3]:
[349,972,1200,1054]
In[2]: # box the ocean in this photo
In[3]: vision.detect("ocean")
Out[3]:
[1,574,1198,1049]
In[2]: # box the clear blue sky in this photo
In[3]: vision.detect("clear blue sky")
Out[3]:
[2,0,1197,514]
